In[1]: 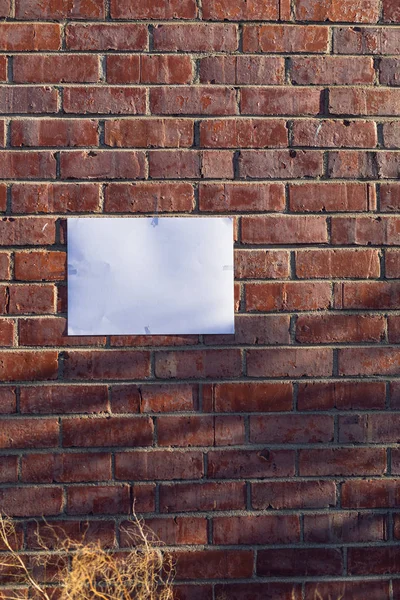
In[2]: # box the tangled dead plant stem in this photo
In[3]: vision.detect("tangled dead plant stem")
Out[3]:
[0,512,174,600]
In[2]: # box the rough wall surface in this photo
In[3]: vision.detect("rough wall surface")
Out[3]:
[0,0,400,598]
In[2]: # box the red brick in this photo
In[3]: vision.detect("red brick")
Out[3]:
[252,480,336,509]
[15,0,105,19]
[0,87,58,114]
[64,88,146,115]
[0,351,58,381]
[174,550,253,580]
[174,585,213,600]
[208,449,295,479]
[388,315,400,342]
[293,119,377,148]
[11,183,100,214]
[246,281,331,312]
[381,183,400,212]
[160,482,246,512]
[0,318,13,346]
[199,183,284,212]
[235,250,290,279]
[289,182,375,212]
[377,152,400,178]
[0,57,6,82]
[208,382,293,412]
[21,452,111,483]
[106,119,193,149]
[241,88,322,116]
[297,314,384,344]
[0,387,17,414]
[304,512,385,543]
[243,24,329,52]
[13,55,100,84]
[4,284,55,315]
[0,152,56,180]
[334,281,400,309]
[0,456,18,483]
[0,217,56,245]
[104,182,194,213]
[340,413,400,444]
[391,382,400,408]
[214,416,245,445]
[64,351,150,380]
[20,385,108,414]
[258,548,343,577]
[148,150,232,180]
[0,0,9,16]
[0,120,5,147]
[0,184,6,211]
[327,150,378,178]
[130,517,207,546]
[199,56,285,85]
[383,0,400,21]
[155,350,242,379]
[295,0,380,22]
[67,485,131,515]
[153,24,238,52]
[0,487,63,517]
[349,547,400,575]
[330,88,400,116]
[291,56,374,84]
[251,414,333,443]
[0,24,61,51]
[337,214,394,249]
[112,384,198,413]
[334,26,400,54]
[0,418,58,449]
[110,0,196,19]
[110,334,197,348]
[296,249,380,278]
[240,149,323,178]
[242,215,327,243]
[158,416,214,447]
[299,448,386,476]
[66,24,147,51]
[204,315,290,346]
[213,515,299,545]
[115,450,204,481]
[11,119,98,148]
[60,150,146,180]
[381,59,400,88]
[305,581,390,600]
[26,520,115,550]
[382,122,400,149]
[216,583,302,600]
[15,252,65,282]
[298,381,386,411]
[106,55,140,84]
[19,317,106,347]
[200,119,287,148]
[202,0,278,20]
[0,253,10,280]
[150,87,237,116]
[343,480,400,509]
[63,416,153,448]
[132,483,155,513]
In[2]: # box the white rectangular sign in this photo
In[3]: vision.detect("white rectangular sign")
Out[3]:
[67,217,234,336]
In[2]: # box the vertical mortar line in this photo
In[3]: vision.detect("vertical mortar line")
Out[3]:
[238,23,243,53]
[150,350,155,379]
[284,56,291,85]
[148,24,154,52]
[386,380,391,409]
[61,21,67,51]
[389,579,394,600]
[6,182,12,216]
[328,25,333,54]
[7,54,12,84]
[99,182,106,212]
[99,54,107,84]
[246,481,251,510]
[154,480,160,513]
[376,182,381,212]
[299,513,304,543]
[207,516,213,544]
[342,546,348,576]
[244,413,250,443]
[98,120,106,148]
[290,314,297,345]
[153,415,158,448]
[377,121,384,149]
[373,56,381,86]
[332,347,339,377]
[387,446,392,476]
[105,0,111,19]
[293,381,299,411]
[333,412,339,444]
[196,0,203,20]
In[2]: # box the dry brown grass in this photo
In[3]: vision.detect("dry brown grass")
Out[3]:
[0,513,174,600]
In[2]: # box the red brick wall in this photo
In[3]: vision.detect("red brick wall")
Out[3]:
[0,0,400,598]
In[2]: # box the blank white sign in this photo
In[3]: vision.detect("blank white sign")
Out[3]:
[67,217,234,336]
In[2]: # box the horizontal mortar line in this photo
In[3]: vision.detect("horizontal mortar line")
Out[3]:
[0,18,400,26]
[1,409,395,417]
[4,116,400,122]
[4,51,400,57]
[1,83,399,88]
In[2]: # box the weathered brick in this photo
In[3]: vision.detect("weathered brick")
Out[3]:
[252,480,336,509]
[304,513,385,543]
[0,418,58,448]
[150,87,237,116]
[111,384,198,413]
[0,152,56,179]
[381,183,400,212]
[299,448,386,476]
[115,450,204,480]
[383,0,400,21]
[247,348,333,377]
[329,89,400,116]
[296,314,385,343]
[334,26,400,54]
[339,348,400,376]
[64,351,151,380]
[0,87,58,114]
[19,317,106,347]
[235,250,290,279]
[200,119,288,148]
[258,548,343,577]
[0,351,58,381]
[298,381,386,411]
[15,0,105,19]
[291,57,375,84]
[0,24,61,51]
[295,0,380,22]
[250,414,334,443]
[239,150,323,178]
[208,449,295,478]
[14,252,66,281]
[155,350,242,379]
[199,183,285,212]
[67,485,131,515]
[204,314,290,346]
[160,482,246,512]
[0,487,63,516]
[110,0,196,19]
[246,281,331,311]
[174,550,254,580]
[64,88,146,115]
[213,515,299,545]
[241,88,322,116]
[63,416,154,447]
[202,0,278,20]
[334,281,400,310]
[380,58,400,86]
[13,55,100,84]
[20,385,108,414]
[21,452,111,483]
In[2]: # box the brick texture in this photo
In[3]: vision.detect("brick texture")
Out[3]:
[0,0,399,595]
